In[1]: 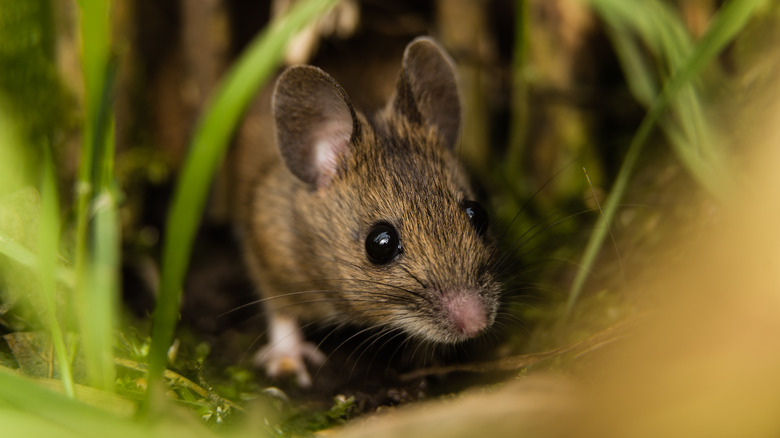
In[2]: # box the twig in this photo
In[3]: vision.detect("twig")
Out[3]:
[399,317,638,381]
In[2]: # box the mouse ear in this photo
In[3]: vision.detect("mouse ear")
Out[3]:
[393,37,462,150]
[272,65,359,188]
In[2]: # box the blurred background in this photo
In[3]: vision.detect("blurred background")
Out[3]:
[1,0,780,434]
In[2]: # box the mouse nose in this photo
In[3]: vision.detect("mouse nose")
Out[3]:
[442,290,487,338]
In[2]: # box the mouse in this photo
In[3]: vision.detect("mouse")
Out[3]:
[232,37,501,387]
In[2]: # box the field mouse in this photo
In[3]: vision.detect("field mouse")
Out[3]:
[233,37,501,386]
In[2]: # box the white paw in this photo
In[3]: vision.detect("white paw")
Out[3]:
[254,341,325,388]
[254,314,326,387]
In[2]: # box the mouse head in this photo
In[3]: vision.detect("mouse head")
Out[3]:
[271,37,500,344]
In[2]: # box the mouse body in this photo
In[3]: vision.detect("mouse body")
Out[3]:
[233,37,501,386]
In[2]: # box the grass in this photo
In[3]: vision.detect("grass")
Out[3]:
[147,0,339,409]
[564,0,767,314]
[75,0,119,394]
[0,0,773,436]
[1,0,338,434]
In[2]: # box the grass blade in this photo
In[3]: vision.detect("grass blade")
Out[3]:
[38,146,75,398]
[0,225,75,288]
[147,0,340,406]
[74,0,119,392]
[73,0,111,288]
[83,185,120,391]
[0,366,216,438]
[566,0,766,315]
[82,67,119,392]
[506,0,531,189]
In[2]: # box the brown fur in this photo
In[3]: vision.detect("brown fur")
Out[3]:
[233,37,500,350]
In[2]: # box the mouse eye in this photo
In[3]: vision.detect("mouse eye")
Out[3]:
[365,222,403,265]
[461,200,488,236]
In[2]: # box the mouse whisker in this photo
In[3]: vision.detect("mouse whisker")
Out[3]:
[285,267,432,302]
[271,286,419,305]
[218,289,354,318]
[340,327,406,384]
[384,335,415,375]
[496,159,581,244]
[344,326,403,379]
[495,207,596,272]
[398,265,427,289]
[322,257,434,302]
[324,278,430,303]
[319,319,399,370]
[320,280,427,303]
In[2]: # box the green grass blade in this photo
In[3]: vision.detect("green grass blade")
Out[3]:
[39,146,75,398]
[566,0,766,315]
[73,0,111,289]
[0,232,37,271]
[0,231,75,288]
[74,0,119,393]
[147,0,340,406]
[82,67,119,392]
[0,102,74,304]
[604,26,658,106]
[0,367,110,434]
[506,0,530,182]
[589,0,693,69]
[83,187,120,392]
[657,0,767,192]
[0,366,216,438]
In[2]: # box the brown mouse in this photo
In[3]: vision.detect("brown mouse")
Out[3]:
[233,37,501,386]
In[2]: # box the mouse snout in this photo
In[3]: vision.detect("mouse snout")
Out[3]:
[442,290,488,338]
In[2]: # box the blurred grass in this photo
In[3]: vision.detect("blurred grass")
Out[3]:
[507,0,530,190]
[75,0,120,393]
[0,0,77,397]
[565,0,766,314]
[1,0,339,434]
[0,0,63,148]
[40,145,75,397]
[0,365,218,438]
[147,0,339,409]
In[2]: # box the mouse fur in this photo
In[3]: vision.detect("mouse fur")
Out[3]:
[233,37,501,386]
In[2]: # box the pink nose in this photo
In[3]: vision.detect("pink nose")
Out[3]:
[443,291,487,338]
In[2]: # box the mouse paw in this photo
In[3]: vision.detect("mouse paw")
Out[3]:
[253,314,326,387]
[254,340,326,388]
